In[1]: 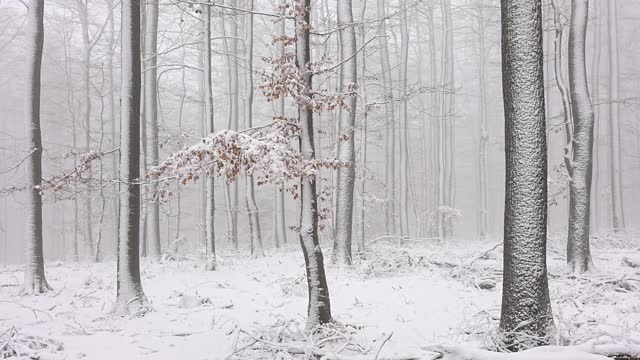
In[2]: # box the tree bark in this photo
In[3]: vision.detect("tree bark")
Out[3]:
[144,0,161,260]
[229,0,239,248]
[296,0,332,329]
[399,0,410,239]
[23,0,51,294]
[566,0,595,274]
[589,0,601,233]
[203,0,216,271]
[115,0,148,315]
[606,0,626,233]
[499,0,554,348]
[332,0,358,266]
[477,0,489,238]
[274,0,287,248]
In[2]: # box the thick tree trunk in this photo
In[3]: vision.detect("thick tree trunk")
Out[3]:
[203,1,216,271]
[115,0,148,315]
[606,0,625,233]
[144,0,161,260]
[332,0,358,266]
[376,0,396,235]
[296,1,332,329]
[23,0,51,294]
[499,0,554,348]
[566,0,595,274]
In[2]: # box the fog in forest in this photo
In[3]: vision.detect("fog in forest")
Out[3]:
[0,0,639,358]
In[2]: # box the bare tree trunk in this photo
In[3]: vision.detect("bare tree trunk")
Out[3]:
[115,0,148,315]
[23,0,51,294]
[332,0,358,266]
[376,0,396,235]
[607,0,626,233]
[357,0,367,253]
[499,0,554,348]
[477,0,489,238]
[590,0,601,233]
[566,0,595,274]
[296,1,332,329]
[144,0,161,260]
[399,0,410,239]
[245,0,263,258]
[75,0,94,260]
[427,3,440,238]
[105,0,119,255]
[203,0,216,271]
[440,0,454,239]
[229,0,239,248]
[274,0,287,248]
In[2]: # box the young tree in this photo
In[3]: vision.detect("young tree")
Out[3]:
[499,0,554,348]
[332,0,358,266]
[144,0,161,260]
[115,0,148,315]
[566,0,594,273]
[203,0,216,271]
[23,0,51,294]
[296,0,332,329]
[607,0,625,233]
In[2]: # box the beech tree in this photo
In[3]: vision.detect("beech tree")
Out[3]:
[499,0,554,348]
[115,0,148,315]
[23,0,51,294]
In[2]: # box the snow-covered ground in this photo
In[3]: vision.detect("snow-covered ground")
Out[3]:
[1,235,639,359]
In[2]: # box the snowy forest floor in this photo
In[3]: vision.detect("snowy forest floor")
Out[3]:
[1,233,639,360]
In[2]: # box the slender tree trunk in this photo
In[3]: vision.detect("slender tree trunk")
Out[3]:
[427,4,440,238]
[144,0,161,260]
[203,0,216,271]
[274,0,288,248]
[477,0,489,238]
[105,0,119,254]
[607,0,625,233]
[398,0,410,239]
[75,0,94,260]
[590,0,601,233]
[332,0,358,266]
[296,1,332,329]
[376,0,396,235]
[229,0,239,248]
[440,0,454,239]
[566,0,595,274]
[499,0,554,348]
[23,0,51,294]
[245,0,263,258]
[357,0,367,253]
[115,0,148,315]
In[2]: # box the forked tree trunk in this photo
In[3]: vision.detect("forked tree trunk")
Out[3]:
[332,0,358,265]
[566,0,594,274]
[499,0,554,348]
[115,0,148,315]
[296,0,332,329]
[23,0,51,294]
[203,0,216,271]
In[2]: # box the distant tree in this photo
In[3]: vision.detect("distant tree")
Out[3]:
[499,0,554,348]
[23,0,51,294]
[115,0,148,315]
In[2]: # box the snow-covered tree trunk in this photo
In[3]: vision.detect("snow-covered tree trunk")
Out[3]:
[357,0,367,253]
[499,0,555,348]
[331,0,357,266]
[567,0,594,274]
[376,0,396,235]
[23,0,51,294]
[589,0,602,233]
[144,0,161,260]
[398,0,410,239]
[296,0,332,329]
[245,0,263,258]
[115,0,148,315]
[606,0,626,233]
[203,0,216,271]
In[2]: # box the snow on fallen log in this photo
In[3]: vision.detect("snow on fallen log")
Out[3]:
[423,343,640,360]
